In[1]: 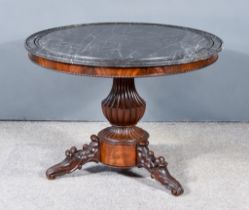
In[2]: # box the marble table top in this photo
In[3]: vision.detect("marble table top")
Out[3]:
[25,22,223,68]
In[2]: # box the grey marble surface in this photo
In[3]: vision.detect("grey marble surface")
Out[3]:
[25,23,223,67]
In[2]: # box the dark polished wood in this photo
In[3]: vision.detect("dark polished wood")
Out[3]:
[29,53,218,78]
[99,78,148,167]
[46,135,100,179]
[102,78,146,125]
[137,140,183,196]
[99,126,148,167]
[46,78,184,196]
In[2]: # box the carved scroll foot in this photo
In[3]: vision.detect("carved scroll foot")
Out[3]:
[46,135,100,180]
[137,141,184,196]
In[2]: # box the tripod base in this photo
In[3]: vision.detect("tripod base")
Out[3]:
[46,78,183,196]
[46,127,183,196]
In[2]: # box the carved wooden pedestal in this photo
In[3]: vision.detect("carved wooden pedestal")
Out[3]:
[46,78,184,196]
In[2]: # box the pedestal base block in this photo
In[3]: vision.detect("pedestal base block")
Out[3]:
[98,126,149,167]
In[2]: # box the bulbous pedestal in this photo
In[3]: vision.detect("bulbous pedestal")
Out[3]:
[99,78,148,167]
[102,78,146,126]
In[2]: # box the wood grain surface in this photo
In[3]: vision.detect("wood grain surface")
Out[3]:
[29,54,218,78]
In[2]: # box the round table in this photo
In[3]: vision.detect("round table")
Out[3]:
[25,22,223,196]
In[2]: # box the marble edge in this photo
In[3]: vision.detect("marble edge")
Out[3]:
[24,22,223,68]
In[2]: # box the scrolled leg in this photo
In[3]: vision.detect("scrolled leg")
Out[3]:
[46,135,100,179]
[137,141,184,196]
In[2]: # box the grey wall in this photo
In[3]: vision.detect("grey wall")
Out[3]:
[0,0,248,121]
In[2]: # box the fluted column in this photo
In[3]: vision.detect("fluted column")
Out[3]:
[101,78,146,126]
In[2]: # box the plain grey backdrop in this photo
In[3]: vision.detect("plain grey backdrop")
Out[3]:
[0,0,248,121]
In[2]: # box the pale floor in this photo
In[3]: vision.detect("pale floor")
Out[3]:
[0,122,248,210]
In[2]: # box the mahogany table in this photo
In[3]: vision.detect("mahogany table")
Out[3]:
[25,22,223,196]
